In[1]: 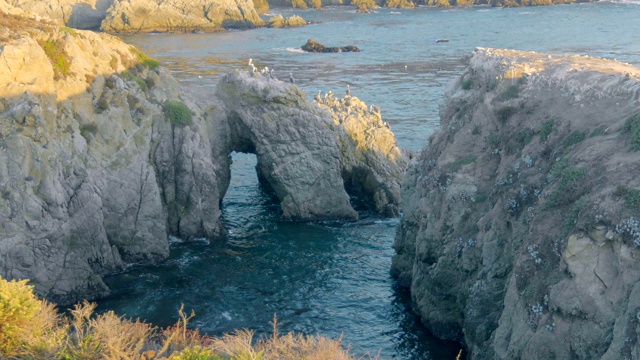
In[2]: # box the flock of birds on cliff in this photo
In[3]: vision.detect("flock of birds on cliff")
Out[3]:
[245,58,387,127]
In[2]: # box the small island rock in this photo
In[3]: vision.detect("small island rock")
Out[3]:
[301,39,360,53]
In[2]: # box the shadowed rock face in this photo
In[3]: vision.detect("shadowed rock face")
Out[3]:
[392,48,640,359]
[0,16,406,304]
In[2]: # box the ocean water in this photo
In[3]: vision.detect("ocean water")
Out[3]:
[97,3,640,359]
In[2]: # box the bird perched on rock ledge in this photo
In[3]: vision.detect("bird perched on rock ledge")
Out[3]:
[289,73,295,84]
[346,84,351,97]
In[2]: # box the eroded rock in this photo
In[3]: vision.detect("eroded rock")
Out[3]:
[392,47,640,359]
[0,16,407,304]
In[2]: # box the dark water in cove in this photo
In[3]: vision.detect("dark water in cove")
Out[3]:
[98,3,640,358]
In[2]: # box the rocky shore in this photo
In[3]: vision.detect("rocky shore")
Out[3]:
[0,14,406,304]
[392,47,640,359]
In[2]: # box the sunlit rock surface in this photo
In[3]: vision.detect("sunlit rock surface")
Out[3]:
[0,15,407,304]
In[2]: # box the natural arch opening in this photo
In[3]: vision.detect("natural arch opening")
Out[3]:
[220,152,279,224]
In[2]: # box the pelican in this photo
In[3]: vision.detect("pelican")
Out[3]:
[289,73,295,84]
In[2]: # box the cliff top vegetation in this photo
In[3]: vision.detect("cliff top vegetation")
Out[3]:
[0,276,372,359]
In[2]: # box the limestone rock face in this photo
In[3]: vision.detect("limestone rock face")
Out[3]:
[392,48,640,359]
[100,0,265,33]
[5,0,114,28]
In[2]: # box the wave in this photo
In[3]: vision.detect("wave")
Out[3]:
[283,47,306,53]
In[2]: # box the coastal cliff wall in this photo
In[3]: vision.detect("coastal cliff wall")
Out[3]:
[392,48,640,359]
[2,0,265,32]
[0,15,406,304]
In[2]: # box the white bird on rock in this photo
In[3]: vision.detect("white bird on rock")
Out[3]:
[289,73,295,84]
[346,84,351,97]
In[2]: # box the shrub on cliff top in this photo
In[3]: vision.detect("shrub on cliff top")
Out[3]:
[164,100,193,126]
[0,277,65,358]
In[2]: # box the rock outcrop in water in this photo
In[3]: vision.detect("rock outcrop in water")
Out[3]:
[267,14,307,28]
[0,14,406,304]
[101,0,265,33]
[301,39,360,53]
[392,47,640,359]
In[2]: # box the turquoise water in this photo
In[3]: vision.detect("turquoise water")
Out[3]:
[98,3,640,358]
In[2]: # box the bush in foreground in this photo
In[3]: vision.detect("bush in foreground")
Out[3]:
[0,276,369,360]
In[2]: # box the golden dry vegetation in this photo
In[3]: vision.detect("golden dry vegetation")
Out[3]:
[0,276,374,360]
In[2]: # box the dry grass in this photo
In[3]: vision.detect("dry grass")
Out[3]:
[0,276,367,360]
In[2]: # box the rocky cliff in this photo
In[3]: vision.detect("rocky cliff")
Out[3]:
[392,48,640,359]
[5,0,113,29]
[101,0,265,33]
[0,15,406,304]
[2,0,265,32]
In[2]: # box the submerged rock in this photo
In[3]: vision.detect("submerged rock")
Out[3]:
[0,16,406,304]
[301,39,360,53]
[392,47,640,359]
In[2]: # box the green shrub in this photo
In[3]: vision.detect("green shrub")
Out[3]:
[131,47,160,69]
[449,155,476,172]
[562,130,586,149]
[497,106,517,123]
[164,101,193,126]
[80,123,99,142]
[500,85,520,100]
[59,26,77,37]
[540,118,554,142]
[0,278,41,357]
[121,71,148,91]
[614,186,640,211]
[170,347,223,360]
[39,39,71,78]
[548,167,587,207]
[621,114,640,151]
